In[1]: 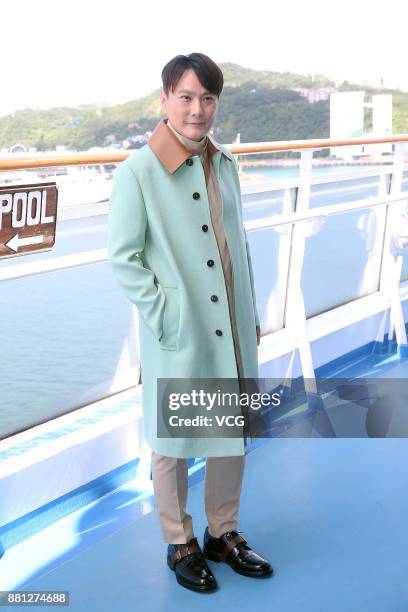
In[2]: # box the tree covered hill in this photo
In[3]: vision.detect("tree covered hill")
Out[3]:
[0,62,406,151]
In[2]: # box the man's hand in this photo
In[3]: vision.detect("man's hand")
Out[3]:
[256,324,261,346]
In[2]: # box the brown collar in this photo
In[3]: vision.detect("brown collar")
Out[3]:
[148,118,233,174]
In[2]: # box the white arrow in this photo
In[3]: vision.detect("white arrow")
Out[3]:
[5,233,45,252]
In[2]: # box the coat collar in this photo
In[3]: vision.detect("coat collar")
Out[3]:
[148,118,233,174]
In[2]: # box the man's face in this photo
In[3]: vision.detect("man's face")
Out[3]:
[160,68,219,141]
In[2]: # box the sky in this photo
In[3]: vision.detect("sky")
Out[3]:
[1,0,407,118]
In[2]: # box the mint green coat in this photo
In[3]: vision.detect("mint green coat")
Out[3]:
[107,135,259,458]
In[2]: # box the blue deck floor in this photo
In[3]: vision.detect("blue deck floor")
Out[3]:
[1,348,408,611]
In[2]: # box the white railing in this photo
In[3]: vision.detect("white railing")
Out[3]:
[1,136,408,397]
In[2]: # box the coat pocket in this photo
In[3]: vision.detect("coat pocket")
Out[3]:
[159,286,180,351]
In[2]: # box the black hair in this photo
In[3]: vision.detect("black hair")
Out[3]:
[161,53,223,97]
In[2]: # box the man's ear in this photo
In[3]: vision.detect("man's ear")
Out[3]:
[159,90,167,113]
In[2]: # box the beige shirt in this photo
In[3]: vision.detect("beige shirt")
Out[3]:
[166,120,244,379]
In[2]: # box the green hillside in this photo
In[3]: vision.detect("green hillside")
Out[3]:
[0,63,406,151]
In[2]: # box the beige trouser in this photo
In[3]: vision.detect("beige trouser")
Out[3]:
[151,450,246,544]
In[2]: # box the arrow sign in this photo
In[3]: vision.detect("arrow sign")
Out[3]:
[0,183,58,259]
[5,233,45,252]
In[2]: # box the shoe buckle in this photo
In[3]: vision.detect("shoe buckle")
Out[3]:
[220,534,246,561]
[172,539,200,563]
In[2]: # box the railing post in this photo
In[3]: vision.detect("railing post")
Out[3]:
[284,149,317,392]
[379,142,408,356]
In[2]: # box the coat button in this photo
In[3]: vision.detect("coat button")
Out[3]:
[210,295,218,302]
[207,259,214,267]
[193,192,200,200]
[186,158,193,166]
[215,329,223,336]
[202,224,208,232]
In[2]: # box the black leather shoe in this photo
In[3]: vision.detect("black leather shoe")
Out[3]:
[167,537,218,592]
[202,527,273,577]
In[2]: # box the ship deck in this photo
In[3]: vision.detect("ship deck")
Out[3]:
[1,346,407,612]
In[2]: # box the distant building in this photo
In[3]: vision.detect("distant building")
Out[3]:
[122,134,149,149]
[330,91,393,159]
[297,87,335,103]
[9,143,28,154]
[104,133,117,145]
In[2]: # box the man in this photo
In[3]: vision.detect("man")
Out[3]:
[107,53,273,593]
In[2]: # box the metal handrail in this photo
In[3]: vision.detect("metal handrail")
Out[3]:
[245,192,408,231]
[1,134,408,171]
[1,191,407,283]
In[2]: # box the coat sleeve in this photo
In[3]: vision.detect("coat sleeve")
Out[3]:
[230,154,260,328]
[244,228,260,327]
[107,161,165,341]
